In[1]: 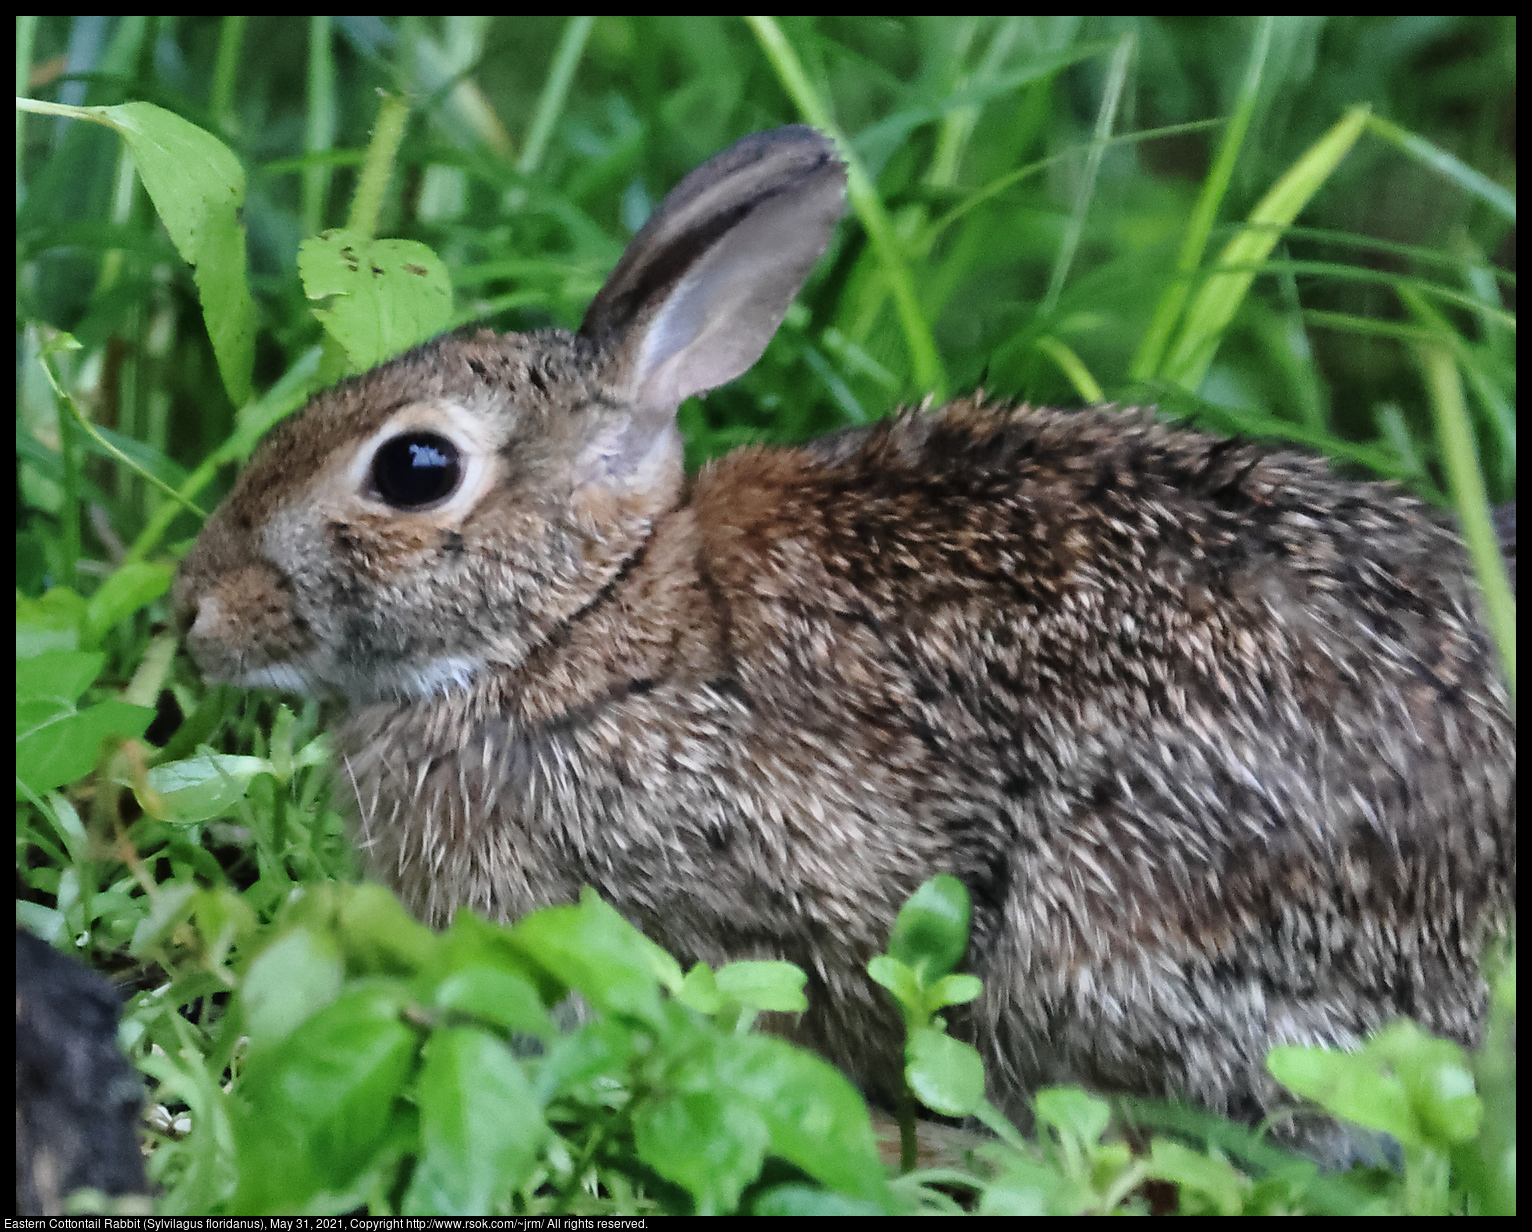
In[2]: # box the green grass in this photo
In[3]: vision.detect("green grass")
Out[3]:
[14,15,1516,1216]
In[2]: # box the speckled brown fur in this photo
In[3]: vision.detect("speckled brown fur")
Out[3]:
[174,127,1514,1139]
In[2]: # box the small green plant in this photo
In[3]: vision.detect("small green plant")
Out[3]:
[136,882,896,1215]
[870,875,1516,1215]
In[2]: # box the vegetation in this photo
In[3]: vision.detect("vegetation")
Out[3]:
[16,15,1515,1215]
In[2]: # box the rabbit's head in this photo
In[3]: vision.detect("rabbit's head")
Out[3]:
[175,127,846,703]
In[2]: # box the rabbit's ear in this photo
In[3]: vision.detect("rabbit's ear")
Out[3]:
[581,126,846,418]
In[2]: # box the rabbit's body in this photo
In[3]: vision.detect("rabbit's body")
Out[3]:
[176,127,1514,1132]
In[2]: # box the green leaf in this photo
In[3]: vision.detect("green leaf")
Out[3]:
[231,988,419,1215]
[1034,1087,1112,1152]
[633,1089,770,1215]
[714,959,809,1013]
[677,962,724,1015]
[978,1151,1088,1216]
[441,909,564,1008]
[1369,1021,1482,1147]
[15,649,104,707]
[752,1185,893,1216]
[534,1018,641,1106]
[16,698,155,797]
[82,561,174,648]
[335,882,440,977]
[886,874,971,979]
[1267,1042,1419,1146]
[905,1026,986,1117]
[1146,1139,1250,1216]
[128,880,200,956]
[508,889,662,1025]
[1163,104,1371,391]
[433,965,555,1040]
[867,953,922,1014]
[92,102,255,405]
[140,752,272,822]
[241,924,345,1051]
[190,885,257,972]
[927,971,984,1011]
[402,1027,546,1215]
[298,228,452,374]
[710,1033,892,1207]
[16,588,88,657]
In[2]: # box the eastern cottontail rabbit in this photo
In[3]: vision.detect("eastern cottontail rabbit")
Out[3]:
[175,125,1515,1136]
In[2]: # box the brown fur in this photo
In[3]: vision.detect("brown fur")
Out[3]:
[174,127,1514,1138]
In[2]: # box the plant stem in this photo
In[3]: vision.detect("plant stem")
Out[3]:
[346,92,411,242]
[518,15,593,176]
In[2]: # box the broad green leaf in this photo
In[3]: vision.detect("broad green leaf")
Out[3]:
[978,1151,1091,1216]
[534,1018,642,1106]
[509,889,662,1025]
[886,874,971,979]
[335,882,440,977]
[1035,1087,1112,1151]
[752,1186,892,1216]
[231,988,419,1215]
[441,908,564,1008]
[16,587,88,656]
[242,924,345,1051]
[1146,1139,1250,1216]
[299,228,452,374]
[906,1026,986,1117]
[927,972,984,1011]
[715,959,809,1013]
[866,954,921,1011]
[1267,1042,1419,1146]
[1369,1021,1482,1147]
[140,752,272,822]
[403,1028,546,1215]
[634,1089,770,1215]
[15,649,104,708]
[82,561,174,648]
[92,102,255,405]
[710,1033,891,1207]
[677,962,724,1015]
[433,966,555,1041]
[16,699,155,797]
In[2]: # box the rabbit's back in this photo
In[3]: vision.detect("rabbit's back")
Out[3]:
[340,397,1514,1123]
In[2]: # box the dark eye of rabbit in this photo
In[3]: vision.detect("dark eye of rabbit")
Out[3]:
[370,432,463,510]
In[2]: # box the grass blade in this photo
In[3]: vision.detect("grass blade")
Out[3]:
[746,15,947,400]
[1367,113,1515,223]
[1039,30,1133,318]
[518,15,594,177]
[1162,103,1370,392]
[1131,16,1275,381]
[1403,288,1516,699]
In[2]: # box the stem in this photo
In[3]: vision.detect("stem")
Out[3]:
[345,92,411,242]
[897,1082,918,1174]
[1411,328,1516,700]
[209,16,247,134]
[303,16,336,236]
[1131,15,1274,381]
[53,363,82,589]
[518,15,593,176]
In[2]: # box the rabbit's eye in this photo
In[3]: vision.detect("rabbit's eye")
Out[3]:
[370,432,463,510]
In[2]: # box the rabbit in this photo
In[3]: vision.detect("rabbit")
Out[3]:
[174,124,1515,1142]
